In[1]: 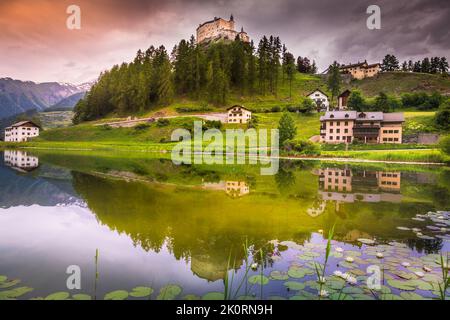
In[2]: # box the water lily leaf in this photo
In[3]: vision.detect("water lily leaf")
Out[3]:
[72,294,91,300]
[237,295,256,300]
[387,280,415,291]
[157,285,182,300]
[380,293,404,300]
[357,238,375,245]
[326,279,346,290]
[45,292,70,300]
[297,254,314,261]
[289,295,309,300]
[305,280,321,290]
[287,266,307,279]
[129,286,153,298]
[202,292,224,300]
[302,251,321,258]
[348,269,366,276]
[270,270,289,281]
[345,251,362,257]
[342,286,364,294]
[0,286,33,300]
[248,275,269,285]
[183,294,200,300]
[372,285,391,294]
[400,292,427,300]
[351,293,375,300]
[338,261,356,269]
[329,292,353,300]
[104,290,129,300]
[330,252,343,258]
[284,281,305,291]
[0,279,21,289]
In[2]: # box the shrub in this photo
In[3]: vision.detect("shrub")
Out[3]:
[271,106,282,112]
[282,139,320,155]
[247,115,258,129]
[134,123,151,130]
[204,120,222,130]
[439,135,450,155]
[156,118,170,127]
[302,98,316,113]
[434,101,450,130]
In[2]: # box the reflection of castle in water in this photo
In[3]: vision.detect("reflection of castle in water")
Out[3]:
[202,180,250,198]
[4,150,39,172]
[310,167,402,215]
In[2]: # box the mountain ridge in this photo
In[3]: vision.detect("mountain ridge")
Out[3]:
[0,78,93,120]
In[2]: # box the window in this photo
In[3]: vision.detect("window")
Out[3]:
[337,121,340,125]
[344,129,348,133]
[345,121,348,125]
[330,129,333,133]
[336,129,340,133]
[394,138,398,141]
[330,121,333,125]
[330,136,333,140]
[336,136,340,140]
[394,130,399,133]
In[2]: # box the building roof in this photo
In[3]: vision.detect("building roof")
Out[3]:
[383,112,405,122]
[320,111,357,121]
[197,16,230,30]
[10,120,41,128]
[307,88,329,98]
[227,105,251,112]
[356,112,383,121]
[338,89,351,98]
[340,62,368,69]
[320,111,404,122]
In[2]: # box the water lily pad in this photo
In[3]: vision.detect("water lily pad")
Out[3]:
[329,292,353,300]
[270,270,289,281]
[287,266,307,279]
[248,275,269,285]
[104,290,129,300]
[202,292,225,300]
[0,279,21,289]
[387,280,415,291]
[297,254,314,261]
[72,294,91,300]
[400,292,427,300]
[358,238,375,245]
[284,281,305,291]
[339,261,356,269]
[379,293,404,300]
[45,292,70,300]
[342,286,364,294]
[129,286,153,298]
[237,295,256,300]
[351,293,375,300]
[0,286,33,300]
[157,285,182,300]
[183,294,200,300]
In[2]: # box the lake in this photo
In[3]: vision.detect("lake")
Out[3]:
[0,149,449,300]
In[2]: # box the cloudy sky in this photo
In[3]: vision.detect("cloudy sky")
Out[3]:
[0,0,448,84]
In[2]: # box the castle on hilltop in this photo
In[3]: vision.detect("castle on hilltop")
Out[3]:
[196,15,250,44]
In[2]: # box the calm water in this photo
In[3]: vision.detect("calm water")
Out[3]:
[0,150,449,300]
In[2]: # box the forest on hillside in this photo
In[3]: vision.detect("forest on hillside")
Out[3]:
[73,35,301,123]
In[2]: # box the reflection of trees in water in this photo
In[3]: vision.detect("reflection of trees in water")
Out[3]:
[70,171,315,281]
[405,238,444,255]
[275,168,295,193]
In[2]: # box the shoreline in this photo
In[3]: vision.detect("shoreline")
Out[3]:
[1,144,447,166]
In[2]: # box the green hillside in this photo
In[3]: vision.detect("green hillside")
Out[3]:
[348,72,450,97]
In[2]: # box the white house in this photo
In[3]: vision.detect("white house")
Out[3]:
[4,121,40,142]
[307,89,329,111]
[227,105,252,124]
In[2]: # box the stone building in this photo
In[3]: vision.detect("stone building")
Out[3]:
[196,15,250,44]
[319,111,404,144]
[339,61,381,79]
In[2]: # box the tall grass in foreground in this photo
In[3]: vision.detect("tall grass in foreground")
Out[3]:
[437,253,449,300]
[224,239,265,300]
[314,224,335,299]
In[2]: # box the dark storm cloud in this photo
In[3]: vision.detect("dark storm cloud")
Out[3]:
[0,0,448,82]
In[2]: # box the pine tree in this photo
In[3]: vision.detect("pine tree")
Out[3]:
[327,61,342,107]
[284,52,296,99]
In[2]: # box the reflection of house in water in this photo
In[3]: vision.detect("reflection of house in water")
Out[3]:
[307,200,327,218]
[313,168,402,210]
[4,150,39,172]
[202,180,250,198]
